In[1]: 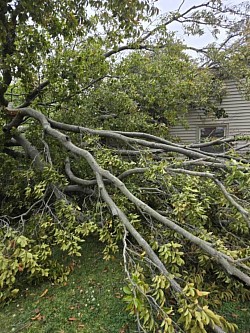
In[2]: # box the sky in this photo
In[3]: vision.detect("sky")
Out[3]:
[154,0,245,49]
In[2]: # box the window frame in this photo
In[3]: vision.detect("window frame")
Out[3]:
[197,124,228,153]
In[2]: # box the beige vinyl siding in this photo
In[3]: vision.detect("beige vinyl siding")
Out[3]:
[169,80,250,150]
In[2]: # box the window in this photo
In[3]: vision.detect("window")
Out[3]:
[199,126,227,153]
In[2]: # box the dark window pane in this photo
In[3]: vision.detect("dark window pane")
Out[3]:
[200,126,225,153]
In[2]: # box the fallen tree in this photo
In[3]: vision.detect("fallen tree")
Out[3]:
[1,1,250,332]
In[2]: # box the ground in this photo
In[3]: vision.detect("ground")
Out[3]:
[0,237,249,333]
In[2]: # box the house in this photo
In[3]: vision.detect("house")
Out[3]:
[169,80,250,152]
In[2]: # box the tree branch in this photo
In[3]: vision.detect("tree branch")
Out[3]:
[18,80,50,108]
[7,106,248,286]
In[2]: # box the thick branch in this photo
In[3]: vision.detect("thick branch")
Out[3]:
[13,133,44,171]
[67,154,227,333]
[98,170,250,286]
[5,107,250,287]
[48,118,223,161]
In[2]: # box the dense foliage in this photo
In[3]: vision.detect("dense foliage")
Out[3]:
[1,1,250,332]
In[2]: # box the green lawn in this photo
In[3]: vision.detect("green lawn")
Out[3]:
[218,301,250,333]
[0,238,136,333]
[0,237,249,333]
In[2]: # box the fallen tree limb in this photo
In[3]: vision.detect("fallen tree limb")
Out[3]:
[3,106,250,333]
[6,107,248,286]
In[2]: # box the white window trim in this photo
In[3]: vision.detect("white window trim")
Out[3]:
[197,124,229,143]
[197,124,229,152]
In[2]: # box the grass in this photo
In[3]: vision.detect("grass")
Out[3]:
[218,301,250,333]
[0,237,137,333]
[0,237,249,333]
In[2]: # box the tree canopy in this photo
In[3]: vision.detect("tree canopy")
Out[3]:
[1,1,250,332]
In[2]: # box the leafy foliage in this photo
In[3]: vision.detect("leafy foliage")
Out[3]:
[1,1,250,332]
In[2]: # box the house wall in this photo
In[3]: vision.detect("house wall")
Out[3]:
[169,80,250,150]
